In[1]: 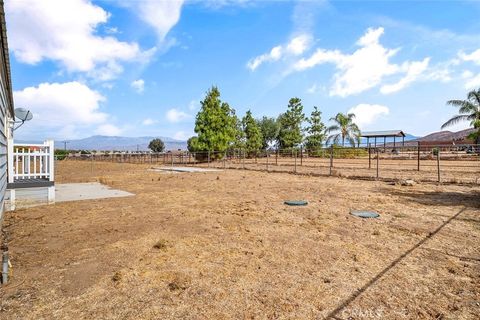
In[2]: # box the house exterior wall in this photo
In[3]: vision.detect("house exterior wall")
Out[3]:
[0,1,15,222]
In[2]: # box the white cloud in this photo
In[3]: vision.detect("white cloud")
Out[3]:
[347,104,389,129]
[5,0,152,80]
[460,69,480,89]
[131,79,145,93]
[166,108,190,123]
[294,27,430,97]
[95,124,122,136]
[247,46,282,71]
[13,81,111,139]
[462,70,474,79]
[306,83,325,94]
[126,0,184,42]
[459,49,480,65]
[247,34,312,71]
[14,82,106,126]
[188,100,200,111]
[380,58,430,94]
[142,118,157,125]
[104,26,119,34]
[286,34,312,56]
[465,73,480,89]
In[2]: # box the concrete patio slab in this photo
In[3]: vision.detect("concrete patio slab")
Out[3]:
[55,182,134,203]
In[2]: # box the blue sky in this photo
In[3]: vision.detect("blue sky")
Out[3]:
[6,0,480,141]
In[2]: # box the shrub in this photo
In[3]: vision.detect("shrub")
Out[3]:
[55,149,68,160]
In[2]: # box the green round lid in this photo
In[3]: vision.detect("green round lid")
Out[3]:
[284,200,308,206]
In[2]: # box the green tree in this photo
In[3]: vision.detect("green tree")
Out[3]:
[277,97,305,149]
[148,138,165,152]
[257,116,280,149]
[305,106,326,150]
[192,86,237,155]
[232,114,246,150]
[187,136,198,152]
[242,110,262,153]
[326,113,360,147]
[441,88,480,145]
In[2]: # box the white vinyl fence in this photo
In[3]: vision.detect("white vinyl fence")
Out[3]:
[7,139,54,182]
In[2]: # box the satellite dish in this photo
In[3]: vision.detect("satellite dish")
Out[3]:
[15,108,33,122]
[12,108,33,131]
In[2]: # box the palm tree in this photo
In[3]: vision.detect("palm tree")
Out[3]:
[442,88,480,145]
[326,112,361,147]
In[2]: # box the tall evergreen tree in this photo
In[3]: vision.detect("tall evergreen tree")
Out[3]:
[242,110,262,152]
[277,97,305,149]
[305,106,326,150]
[232,113,246,150]
[192,86,237,154]
[257,116,280,149]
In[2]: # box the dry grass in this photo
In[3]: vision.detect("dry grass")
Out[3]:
[0,160,479,319]
[201,156,480,184]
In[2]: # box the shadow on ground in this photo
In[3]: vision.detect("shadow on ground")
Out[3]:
[325,207,468,319]
[378,187,480,209]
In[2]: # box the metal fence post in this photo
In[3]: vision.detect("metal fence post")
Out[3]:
[376,148,379,179]
[171,153,174,168]
[437,146,441,183]
[223,151,226,169]
[417,141,420,171]
[300,146,303,166]
[242,149,245,169]
[276,149,278,166]
[208,150,210,167]
[266,150,269,171]
[294,149,297,173]
[368,143,371,169]
[329,145,333,176]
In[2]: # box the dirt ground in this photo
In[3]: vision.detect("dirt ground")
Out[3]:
[87,153,480,184]
[1,160,479,319]
[213,157,480,184]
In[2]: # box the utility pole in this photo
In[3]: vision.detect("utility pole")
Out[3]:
[63,140,69,151]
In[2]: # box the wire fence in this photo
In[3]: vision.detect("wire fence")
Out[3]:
[63,144,480,184]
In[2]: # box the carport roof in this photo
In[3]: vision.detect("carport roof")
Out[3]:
[360,130,406,138]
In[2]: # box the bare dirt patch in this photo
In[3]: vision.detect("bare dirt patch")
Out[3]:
[1,160,479,319]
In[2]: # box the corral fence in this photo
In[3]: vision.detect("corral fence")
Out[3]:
[64,144,480,184]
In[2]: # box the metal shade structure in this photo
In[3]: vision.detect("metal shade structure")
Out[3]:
[361,130,406,149]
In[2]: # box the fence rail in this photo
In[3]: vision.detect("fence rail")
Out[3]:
[8,139,55,182]
[64,144,480,184]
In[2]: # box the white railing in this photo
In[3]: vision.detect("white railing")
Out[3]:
[7,139,54,183]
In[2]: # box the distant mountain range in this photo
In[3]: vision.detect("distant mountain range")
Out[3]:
[54,135,187,151]
[416,128,475,142]
[40,128,474,151]
[400,128,476,146]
